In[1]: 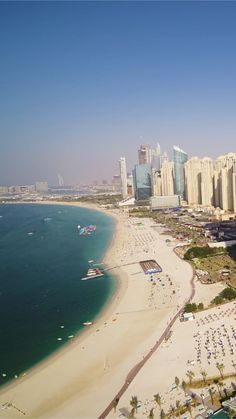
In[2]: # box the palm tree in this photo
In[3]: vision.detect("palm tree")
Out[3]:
[112,397,119,413]
[223,384,228,398]
[185,401,192,418]
[200,369,207,384]
[219,380,224,397]
[216,362,225,379]
[213,379,222,398]
[232,361,236,374]
[191,393,197,408]
[153,393,161,409]
[181,380,187,395]
[175,400,181,417]
[148,408,154,419]
[168,405,175,418]
[186,370,195,385]
[208,386,215,406]
[175,376,180,388]
[128,407,135,418]
[130,396,139,413]
[160,409,166,419]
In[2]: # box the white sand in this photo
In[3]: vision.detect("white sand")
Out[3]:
[116,301,236,418]
[0,204,194,418]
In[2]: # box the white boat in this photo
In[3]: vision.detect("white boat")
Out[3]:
[27,232,33,236]
[83,321,93,326]
[77,225,81,229]
[87,268,97,276]
[57,337,62,340]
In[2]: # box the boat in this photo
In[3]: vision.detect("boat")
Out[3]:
[77,225,81,229]
[27,232,34,236]
[81,267,104,281]
[83,321,93,326]
[87,268,99,276]
[79,225,96,235]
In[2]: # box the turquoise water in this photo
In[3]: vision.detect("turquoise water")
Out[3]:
[212,410,230,418]
[0,203,116,386]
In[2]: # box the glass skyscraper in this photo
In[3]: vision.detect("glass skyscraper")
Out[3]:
[173,146,188,197]
[132,164,152,201]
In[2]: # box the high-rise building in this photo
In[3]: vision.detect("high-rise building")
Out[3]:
[112,175,121,193]
[127,173,134,196]
[132,164,152,201]
[150,143,161,170]
[160,151,168,169]
[201,157,214,207]
[184,157,202,205]
[213,156,225,208]
[119,157,128,199]
[57,174,64,187]
[219,153,236,211]
[161,160,174,196]
[138,145,151,165]
[151,169,162,196]
[173,146,188,198]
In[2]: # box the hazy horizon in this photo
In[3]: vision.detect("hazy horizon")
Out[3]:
[1,1,236,185]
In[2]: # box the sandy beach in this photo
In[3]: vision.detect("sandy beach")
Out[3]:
[1,202,234,419]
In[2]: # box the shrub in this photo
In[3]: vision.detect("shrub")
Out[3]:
[220,287,236,300]
[198,303,204,310]
[184,303,197,312]
[211,296,224,305]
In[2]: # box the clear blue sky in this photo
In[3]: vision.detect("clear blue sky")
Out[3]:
[1,1,236,185]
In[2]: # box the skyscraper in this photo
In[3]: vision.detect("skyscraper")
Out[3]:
[201,157,214,207]
[138,145,151,165]
[119,157,128,199]
[184,157,202,205]
[161,160,174,196]
[57,174,64,187]
[150,143,161,170]
[132,164,152,201]
[173,146,188,198]
[151,169,162,196]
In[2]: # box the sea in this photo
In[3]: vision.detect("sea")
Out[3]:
[0,203,116,386]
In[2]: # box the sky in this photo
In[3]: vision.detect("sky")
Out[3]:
[1,1,236,185]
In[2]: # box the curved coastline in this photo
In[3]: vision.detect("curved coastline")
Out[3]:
[0,207,194,419]
[0,201,125,393]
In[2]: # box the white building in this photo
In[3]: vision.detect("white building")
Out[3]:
[161,160,174,196]
[119,157,128,199]
[184,157,202,205]
[201,157,214,207]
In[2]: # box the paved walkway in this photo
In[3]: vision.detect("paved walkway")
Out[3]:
[98,250,196,418]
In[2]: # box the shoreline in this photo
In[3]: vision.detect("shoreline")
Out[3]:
[0,204,194,418]
[0,201,126,394]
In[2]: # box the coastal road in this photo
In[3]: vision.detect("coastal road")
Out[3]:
[98,250,196,419]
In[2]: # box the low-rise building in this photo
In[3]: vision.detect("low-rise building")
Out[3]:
[150,195,181,210]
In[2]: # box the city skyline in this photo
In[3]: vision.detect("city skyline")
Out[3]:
[1,1,236,185]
